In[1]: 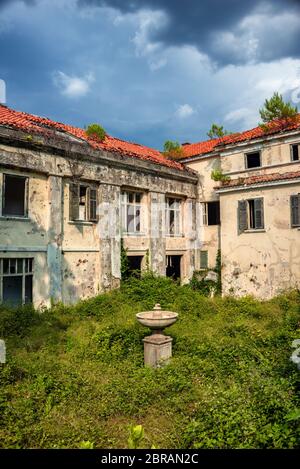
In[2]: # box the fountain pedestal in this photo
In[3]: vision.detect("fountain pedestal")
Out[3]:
[136,304,178,369]
[143,334,173,368]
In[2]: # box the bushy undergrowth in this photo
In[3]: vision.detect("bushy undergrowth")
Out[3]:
[0,275,300,449]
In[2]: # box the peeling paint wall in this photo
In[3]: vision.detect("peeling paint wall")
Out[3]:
[220,182,300,298]
[0,134,198,307]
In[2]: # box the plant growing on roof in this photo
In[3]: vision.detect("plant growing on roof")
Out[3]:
[86,123,106,142]
[207,124,231,139]
[259,92,298,124]
[211,169,230,182]
[162,140,184,159]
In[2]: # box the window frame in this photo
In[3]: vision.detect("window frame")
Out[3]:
[0,258,33,305]
[200,250,208,270]
[244,151,262,170]
[201,201,220,226]
[69,182,98,223]
[238,197,264,233]
[290,194,300,228]
[165,197,183,237]
[121,190,143,235]
[1,173,29,218]
[290,143,300,162]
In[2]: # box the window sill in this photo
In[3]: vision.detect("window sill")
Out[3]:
[68,220,95,226]
[122,232,147,237]
[244,229,266,233]
[0,216,30,222]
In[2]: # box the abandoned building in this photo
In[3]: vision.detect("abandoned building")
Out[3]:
[0,104,300,306]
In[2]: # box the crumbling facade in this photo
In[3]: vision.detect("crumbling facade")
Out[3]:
[0,105,199,307]
[181,116,300,298]
[1,104,300,305]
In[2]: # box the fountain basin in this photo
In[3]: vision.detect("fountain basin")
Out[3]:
[136,304,178,332]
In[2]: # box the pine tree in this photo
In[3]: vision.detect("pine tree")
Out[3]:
[207,124,230,139]
[259,92,298,123]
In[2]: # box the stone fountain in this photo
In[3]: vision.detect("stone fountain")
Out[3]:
[136,304,178,368]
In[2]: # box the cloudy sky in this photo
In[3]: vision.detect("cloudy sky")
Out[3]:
[0,0,300,149]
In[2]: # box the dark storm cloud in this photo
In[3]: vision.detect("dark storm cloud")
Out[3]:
[77,0,300,65]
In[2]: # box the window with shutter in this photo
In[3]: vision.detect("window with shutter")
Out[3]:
[291,195,300,227]
[89,188,97,222]
[69,183,79,220]
[238,200,248,233]
[200,251,208,269]
[254,198,264,229]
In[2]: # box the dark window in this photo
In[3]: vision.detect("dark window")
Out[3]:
[207,201,220,225]
[2,174,27,217]
[245,152,261,169]
[200,251,208,269]
[1,258,33,306]
[238,198,264,233]
[291,144,299,161]
[166,255,181,280]
[69,183,98,222]
[127,256,143,278]
[291,195,300,227]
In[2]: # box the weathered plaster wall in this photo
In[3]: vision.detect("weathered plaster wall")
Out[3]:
[221,136,300,175]
[185,156,220,270]
[0,133,198,306]
[220,183,300,298]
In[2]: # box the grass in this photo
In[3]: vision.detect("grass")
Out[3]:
[0,274,300,449]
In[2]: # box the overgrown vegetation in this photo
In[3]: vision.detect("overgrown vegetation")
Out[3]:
[1,276,300,449]
[259,92,298,124]
[162,140,184,159]
[211,169,230,182]
[85,123,106,142]
[207,123,231,139]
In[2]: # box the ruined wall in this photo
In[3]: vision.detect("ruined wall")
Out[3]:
[220,183,300,298]
[185,156,220,270]
[0,136,198,306]
[221,136,300,175]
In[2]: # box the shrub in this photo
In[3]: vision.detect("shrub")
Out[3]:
[85,123,106,142]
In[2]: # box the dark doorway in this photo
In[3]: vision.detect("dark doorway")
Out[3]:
[127,256,143,277]
[166,255,181,280]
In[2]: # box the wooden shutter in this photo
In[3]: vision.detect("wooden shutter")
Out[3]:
[254,198,264,229]
[69,183,79,220]
[238,200,247,234]
[89,187,97,222]
[200,251,208,269]
[291,195,300,227]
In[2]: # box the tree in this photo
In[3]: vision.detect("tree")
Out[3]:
[207,124,230,139]
[259,92,298,123]
[86,123,106,141]
[162,140,184,159]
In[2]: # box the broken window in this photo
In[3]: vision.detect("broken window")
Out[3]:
[291,194,300,227]
[202,201,220,225]
[245,151,261,169]
[238,198,264,233]
[166,197,182,236]
[127,256,143,278]
[291,144,299,161]
[121,191,142,234]
[69,183,98,222]
[166,255,181,280]
[2,174,28,217]
[200,251,208,269]
[0,258,33,306]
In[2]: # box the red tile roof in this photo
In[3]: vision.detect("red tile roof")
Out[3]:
[219,170,300,189]
[0,105,185,171]
[181,114,300,159]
